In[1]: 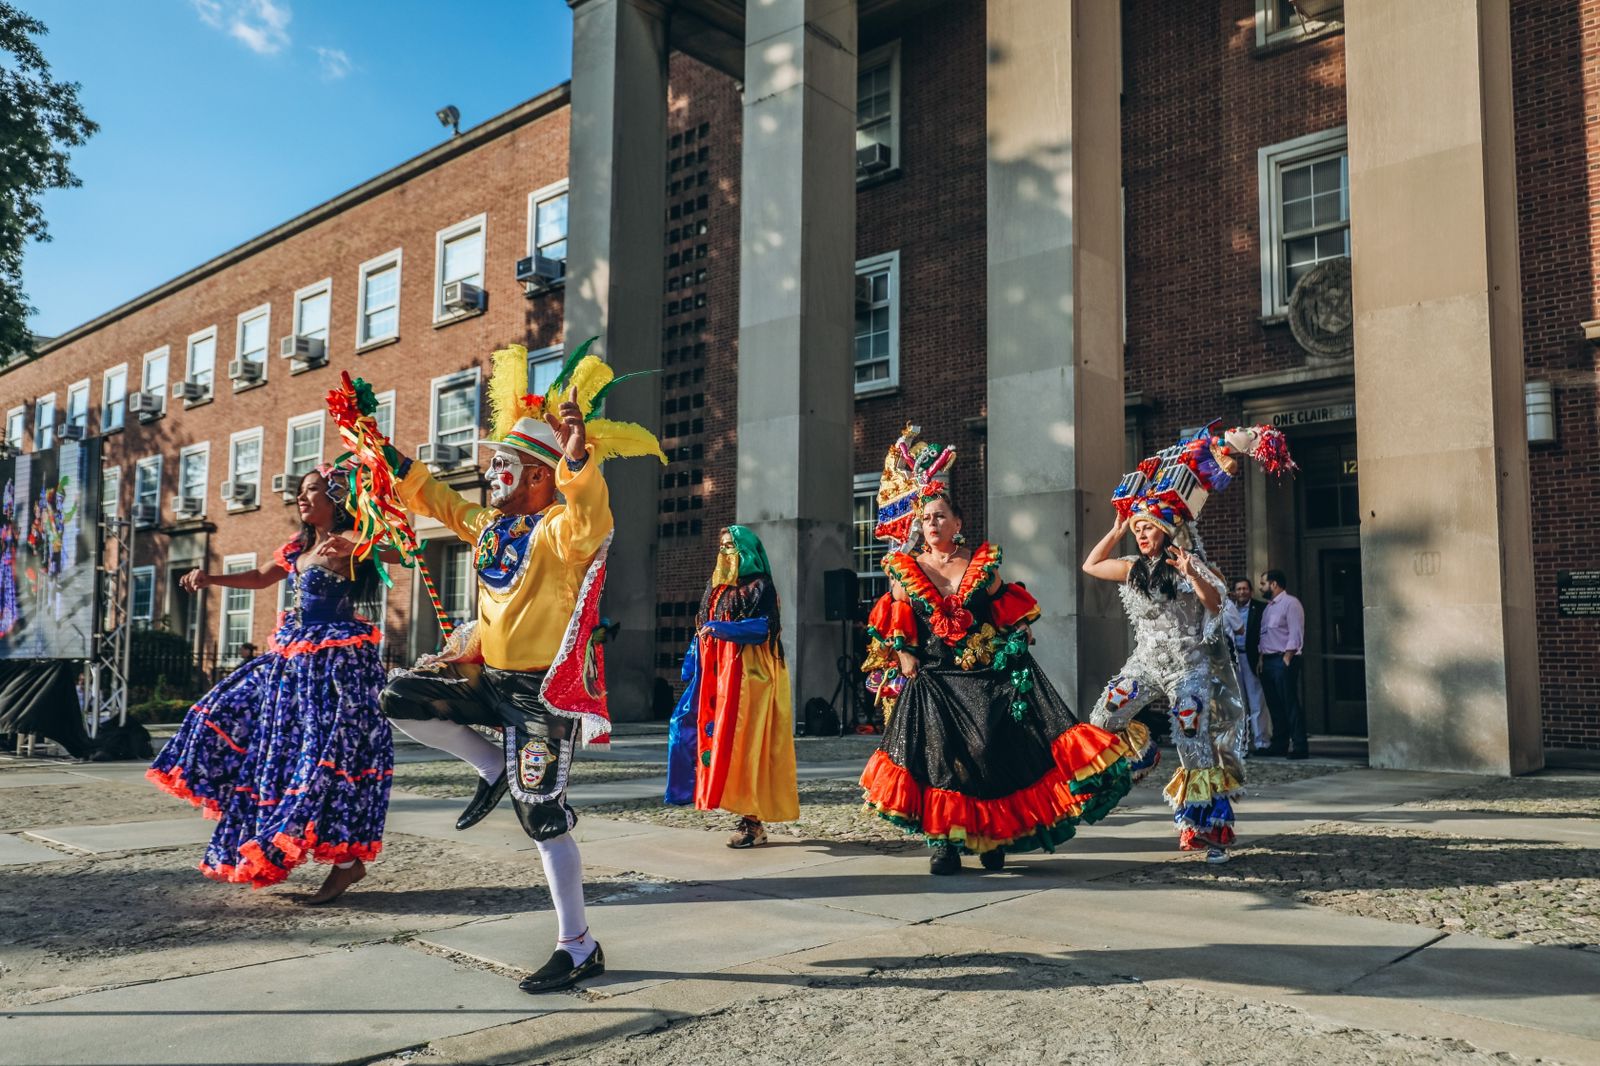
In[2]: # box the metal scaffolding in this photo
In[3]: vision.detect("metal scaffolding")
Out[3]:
[86,513,134,739]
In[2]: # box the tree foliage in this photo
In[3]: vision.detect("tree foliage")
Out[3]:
[0,3,96,365]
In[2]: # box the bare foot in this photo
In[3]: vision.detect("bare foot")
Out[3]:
[304,860,366,905]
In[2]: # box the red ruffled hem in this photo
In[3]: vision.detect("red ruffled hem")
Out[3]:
[271,627,382,658]
[1179,825,1236,850]
[860,723,1126,852]
[200,821,384,889]
[147,765,223,820]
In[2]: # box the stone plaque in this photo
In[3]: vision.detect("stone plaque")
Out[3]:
[1287,256,1354,362]
[1556,570,1600,618]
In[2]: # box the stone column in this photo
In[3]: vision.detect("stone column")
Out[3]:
[986,0,1126,712]
[1345,0,1541,774]
[564,0,668,720]
[735,0,858,712]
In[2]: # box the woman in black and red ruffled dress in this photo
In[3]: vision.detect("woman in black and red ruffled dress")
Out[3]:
[859,428,1131,875]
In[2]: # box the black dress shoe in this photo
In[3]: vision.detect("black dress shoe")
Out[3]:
[519,943,605,994]
[929,844,961,876]
[456,771,509,831]
[979,848,1006,872]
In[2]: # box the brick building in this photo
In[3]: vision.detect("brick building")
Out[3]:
[3,0,1595,769]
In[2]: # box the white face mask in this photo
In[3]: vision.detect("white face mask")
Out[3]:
[486,451,527,507]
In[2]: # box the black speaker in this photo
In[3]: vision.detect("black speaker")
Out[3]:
[823,568,858,621]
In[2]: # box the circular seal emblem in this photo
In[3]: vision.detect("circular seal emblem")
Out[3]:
[1287,255,1354,362]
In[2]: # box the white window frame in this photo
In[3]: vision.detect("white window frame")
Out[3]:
[356,248,402,348]
[373,388,396,444]
[234,303,272,386]
[101,465,121,521]
[433,213,487,323]
[131,565,157,628]
[6,406,26,449]
[66,379,91,431]
[34,394,56,450]
[1257,126,1348,317]
[293,276,333,347]
[526,344,563,403]
[852,471,890,601]
[218,553,258,664]
[284,411,325,483]
[101,364,128,432]
[1254,0,1342,48]
[526,180,570,282]
[856,40,902,182]
[134,455,162,527]
[228,426,264,511]
[140,346,170,417]
[176,443,210,517]
[428,368,481,451]
[185,326,217,399]
[853,250,901,397]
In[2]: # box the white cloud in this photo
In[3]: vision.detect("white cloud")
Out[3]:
[315,46,353,81]
[192,0,292,56]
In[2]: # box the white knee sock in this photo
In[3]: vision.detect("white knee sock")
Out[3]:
[394,718,503,781]
[537,834,596,963]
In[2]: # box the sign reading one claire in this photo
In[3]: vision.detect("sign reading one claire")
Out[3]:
[1266,402,1356,429]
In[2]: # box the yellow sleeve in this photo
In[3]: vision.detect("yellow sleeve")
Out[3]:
[397,461,494,545]
[543,447,614,564]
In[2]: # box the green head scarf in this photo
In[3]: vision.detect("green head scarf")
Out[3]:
[725,525,772,578]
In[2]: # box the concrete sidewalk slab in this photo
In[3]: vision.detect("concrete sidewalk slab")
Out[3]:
[942,883,1442,995]
[0,943,561,1066]
[0,771,85,788]
[576,822,860,881]
[382,792,540,853]
[0,833,72,865]
[1345,931,1600,1040]
[417,883,898,997]
[24,817,213,854]
[1348,808,1600,846]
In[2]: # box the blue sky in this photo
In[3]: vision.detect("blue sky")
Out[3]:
[21,0,574,338]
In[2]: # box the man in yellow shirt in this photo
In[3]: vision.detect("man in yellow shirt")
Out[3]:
[380,392,611,994]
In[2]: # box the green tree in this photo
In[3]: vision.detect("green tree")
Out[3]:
[0,3,96,365]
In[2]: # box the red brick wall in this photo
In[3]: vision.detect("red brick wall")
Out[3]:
[1512,0,1600,750]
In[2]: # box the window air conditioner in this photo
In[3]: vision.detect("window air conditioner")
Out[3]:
[133,503,158,529]
[170,494,203,519]
[856,143,892,175]
[128,391,165,421]
[515,255,565,289]
[220,480,258,508]
[442,281,486,313]
[270,472,293,497]
[280,336,327,374]
[228,358,264,383]
[57,423,86,442]
[416,442,467,468]
[172,380,210,403]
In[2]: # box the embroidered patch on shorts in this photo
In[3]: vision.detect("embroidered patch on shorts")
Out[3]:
[519,738,553,787]
[1105,676,1139,710]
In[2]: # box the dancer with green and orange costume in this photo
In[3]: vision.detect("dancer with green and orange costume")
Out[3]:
[859,426,1132,875]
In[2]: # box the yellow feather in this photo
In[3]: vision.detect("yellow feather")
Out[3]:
[586,418,668,465]
[555,356,614,417]
[487,344,531,441]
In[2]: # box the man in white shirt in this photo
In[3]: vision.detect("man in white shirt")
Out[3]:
[1223,577,1271,753]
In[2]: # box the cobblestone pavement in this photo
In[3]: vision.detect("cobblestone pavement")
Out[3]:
[1128,821,1600,950]
[511,953,1558,1066]
[1399,773,1600,819]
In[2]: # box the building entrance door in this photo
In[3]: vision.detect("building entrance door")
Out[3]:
[1295,433,1366,735]
[1316,546,1366,735]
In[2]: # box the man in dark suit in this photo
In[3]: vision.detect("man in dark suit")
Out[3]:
[1224,577,1272,754]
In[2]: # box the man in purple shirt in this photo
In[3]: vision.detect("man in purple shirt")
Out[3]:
[1257,569,1307,758]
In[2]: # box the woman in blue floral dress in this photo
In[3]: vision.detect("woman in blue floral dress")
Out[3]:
[149,466,392,904]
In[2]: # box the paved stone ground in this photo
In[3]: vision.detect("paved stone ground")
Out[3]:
[1400,774,1600,818]
[394,759,670,796]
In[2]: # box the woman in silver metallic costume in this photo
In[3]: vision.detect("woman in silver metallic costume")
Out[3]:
[1082,423,1296,864]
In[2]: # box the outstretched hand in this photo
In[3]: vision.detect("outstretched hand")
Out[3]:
[1167,543,1197,577]
[179,568,210,594]
[544,386,588,463]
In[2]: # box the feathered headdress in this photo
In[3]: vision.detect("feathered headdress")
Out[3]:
[1113,421,1297,541]
[487,337,667,466]
[873,423,957,554]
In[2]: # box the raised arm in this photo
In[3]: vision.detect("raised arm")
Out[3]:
[1082,518,1134,583]
[181,558,286,594]
[395,452,493,545]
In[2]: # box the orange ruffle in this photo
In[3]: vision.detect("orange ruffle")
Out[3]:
[147,765,223,820]
[860,723,1127,852]
[271,626,382,658]
[866,594,918,647]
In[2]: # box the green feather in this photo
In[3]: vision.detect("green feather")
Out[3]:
[586,368,661,415]
[549,335,598,396]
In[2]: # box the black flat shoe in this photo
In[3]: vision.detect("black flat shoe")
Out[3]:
[456,771,509,831]
[519,944,605,994]
[979,848,1006,872]
[929,845,961,876]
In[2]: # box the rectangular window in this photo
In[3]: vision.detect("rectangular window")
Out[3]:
[141,347,169,415]
[5,407,24,449]
[101,466,121,521]
[435,214,486,320]
[431,370,479,450]
[856,42,901,178]
[1255,0,1341,47]
[186,327,217,394]
[236,304,271,379]
[1258,127,1349,315]
[102,365,128,431]
[439,543,476,623]
[285,413,324,480]
[134,456,161,526]
[358,250,401,345]
[131,566,156,628]
[528,181,569,276]
[34,395,56,449]
[66,380,90,431]
[294,278,331,344]
[374,389,395,443]
[220,554,257,663]
[177,445,208,514]
[853,251,900,394]
[853,472,890,602]
[526,345,563,401]
[229,427,263,496]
